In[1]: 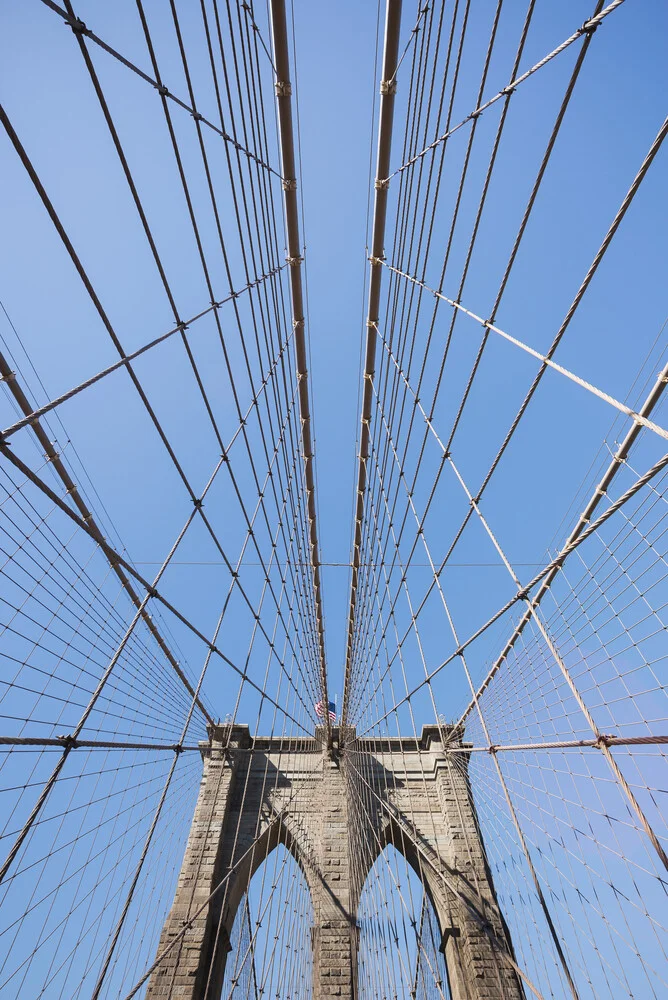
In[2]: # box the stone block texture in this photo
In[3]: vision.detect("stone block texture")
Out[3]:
[146,724,523,1000]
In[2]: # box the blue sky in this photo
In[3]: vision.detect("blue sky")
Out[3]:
[1,0,667,726]
[1,2,668,998]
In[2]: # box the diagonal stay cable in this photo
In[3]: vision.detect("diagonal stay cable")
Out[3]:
[351,108,668,708]
[0,98,321,719]
[354,446,668,732]
[387,0,626,180]
[0,443,309,734]
[0,267,286,443]
[37,0,280,177]
[137,0,325,693]
[375,264,668,444]
[118,780,311,1000]
[344,753,546,1000]
[0,335,211,726]
[361,0,606,601]
[459,353,668,718]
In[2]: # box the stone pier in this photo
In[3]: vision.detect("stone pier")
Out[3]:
[146,724,522,999]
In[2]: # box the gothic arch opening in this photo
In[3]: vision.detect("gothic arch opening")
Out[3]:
[220,843,314,1000]
[357,843,452,1000]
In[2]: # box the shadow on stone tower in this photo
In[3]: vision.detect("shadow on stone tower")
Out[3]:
[145,724,523,999]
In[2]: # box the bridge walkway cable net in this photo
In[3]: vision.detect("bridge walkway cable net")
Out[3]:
[342,1,668,998]
[0,0,666,998]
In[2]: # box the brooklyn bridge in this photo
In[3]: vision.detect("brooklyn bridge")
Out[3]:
[0,0,666,997]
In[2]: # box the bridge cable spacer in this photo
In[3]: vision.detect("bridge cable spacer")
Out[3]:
[68,16,87,35]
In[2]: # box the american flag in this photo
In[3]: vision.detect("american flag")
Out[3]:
[315,699,336,722]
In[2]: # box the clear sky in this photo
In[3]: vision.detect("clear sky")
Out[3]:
[1,0,667,724]
[1,3,668,999]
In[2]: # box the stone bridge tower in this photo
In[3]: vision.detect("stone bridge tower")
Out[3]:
[146,725,523,999]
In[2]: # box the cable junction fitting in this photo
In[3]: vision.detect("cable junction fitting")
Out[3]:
[68,17,87,35]
[580,17,599,34]
[57,734,78,749]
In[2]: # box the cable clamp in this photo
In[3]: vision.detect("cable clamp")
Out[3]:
[157,84,170,98]
[193,498,203,509]
[282,177,297,191]
[487,744,497,754]
[275,80,292,97]
[501,84,516,97]
[191,111,203,122]
[68,16,87,35]
[0,370,16,382]
[147,586,159,599]
[374,177,390,191]
[380,79,397,96]
[286,255,303,267]
[595,734,613,749]
[369,255,385,266]
[580,17,599,35]
[58,733,78,748]
[293,318,305,330]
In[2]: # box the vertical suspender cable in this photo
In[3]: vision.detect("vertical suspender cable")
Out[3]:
[269,0,331,745]
[0,344,212,725]
[342,0,403,727]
